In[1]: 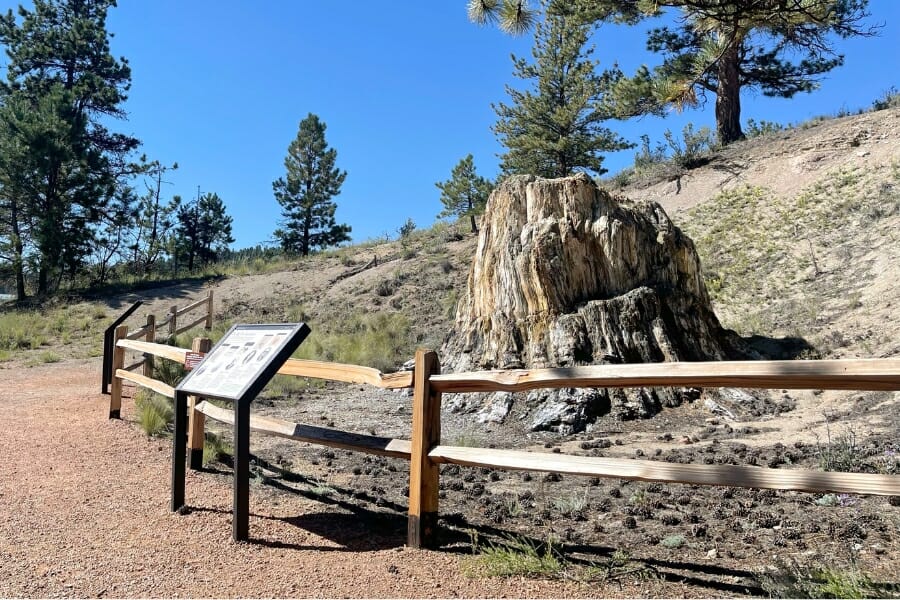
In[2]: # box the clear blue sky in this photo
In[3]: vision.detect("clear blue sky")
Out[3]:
[5,1,899,249]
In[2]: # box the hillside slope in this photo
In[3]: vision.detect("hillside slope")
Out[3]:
[618,106,900,362]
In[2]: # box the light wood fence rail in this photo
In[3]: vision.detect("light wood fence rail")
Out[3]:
[112,291,214,383]
[107,337,900,548]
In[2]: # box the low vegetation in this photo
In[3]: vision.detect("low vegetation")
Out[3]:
[0,302,108,361]
[202,432,232,466]
[292,311,411,373]
[759,557,897,599]
[463,534,564,579]
[681,161,900,352]
[134,389,173,437]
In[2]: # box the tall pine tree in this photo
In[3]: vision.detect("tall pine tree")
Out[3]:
[273,114,350,257]
[0,0,139,295]
[493,6,631,178]
[473,0,875,145]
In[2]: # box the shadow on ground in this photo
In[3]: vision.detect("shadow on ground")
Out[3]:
[192,455,782,597]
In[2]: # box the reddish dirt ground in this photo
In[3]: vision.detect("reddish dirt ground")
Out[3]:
[0,359,666,598]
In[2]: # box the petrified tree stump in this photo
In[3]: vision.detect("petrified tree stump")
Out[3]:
[442,173,738,432]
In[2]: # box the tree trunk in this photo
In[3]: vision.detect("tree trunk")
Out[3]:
[302,206,311,257]
[715,41,744,145]
[37,264,48,296]
[9,199,27,300]
[442,174,742,432]
[467,197,478,234]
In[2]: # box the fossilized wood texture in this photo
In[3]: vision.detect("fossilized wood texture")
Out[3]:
[442,174,736,432]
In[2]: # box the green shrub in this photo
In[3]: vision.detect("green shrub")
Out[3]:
[135,390,173,437]
[669,123,717,168]
[816,428,866,473]
[451,433,484,447]
[397,217,416,240]
[553,492,587,516]
[745,118,786,138]
[871,86,900,111]
[374,279,395,297]
[38,351,61,363]
[633,134,668,172]
[661,534,685,549]
[153,358,185,387]
[634,123,717,173]
[284,303,308,323]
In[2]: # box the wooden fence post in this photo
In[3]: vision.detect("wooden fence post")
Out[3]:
[168,304,178,337]
[205,290,214,330]
[142,314,156,378]
[109,325,128,419]
[188,337,213,470]
[407,348,441,549]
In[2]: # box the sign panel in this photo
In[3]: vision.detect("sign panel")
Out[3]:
[184,351,206,371]
[176,323,307,400]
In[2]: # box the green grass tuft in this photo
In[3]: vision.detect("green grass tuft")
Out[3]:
[292,311,411,372]
[202,431,232,465]
[759,558,893,599]
[464,534,564,579]
[134,389,173,437]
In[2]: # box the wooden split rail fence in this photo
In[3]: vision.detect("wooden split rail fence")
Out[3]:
[108,336,900,548]
[104,291,214,405]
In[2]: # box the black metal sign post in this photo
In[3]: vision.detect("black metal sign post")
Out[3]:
[101,300,142,394]
[171,322,311,542]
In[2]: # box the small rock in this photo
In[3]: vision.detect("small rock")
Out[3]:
[706,549,718,559]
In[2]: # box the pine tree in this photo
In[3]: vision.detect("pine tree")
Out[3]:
[0,94,34,300]
[435,155,493,234]
[273,114,351,256]
[492,6,631,178]
[0,0,139,294]
[473,1,876,145]
[174,193,233,271]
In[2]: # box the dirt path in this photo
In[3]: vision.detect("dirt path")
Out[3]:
[0,359,609,598]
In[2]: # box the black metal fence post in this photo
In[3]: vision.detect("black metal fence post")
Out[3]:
[101,301,142,394]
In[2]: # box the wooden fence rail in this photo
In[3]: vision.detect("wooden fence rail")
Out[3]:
[107,337,900,549]
[107,291,214,385]
[429,359,900,393]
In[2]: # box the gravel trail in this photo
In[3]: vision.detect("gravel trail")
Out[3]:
[0,359,597,598]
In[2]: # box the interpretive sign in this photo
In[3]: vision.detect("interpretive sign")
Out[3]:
[177,323,307,400]
[172,322,311,542]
